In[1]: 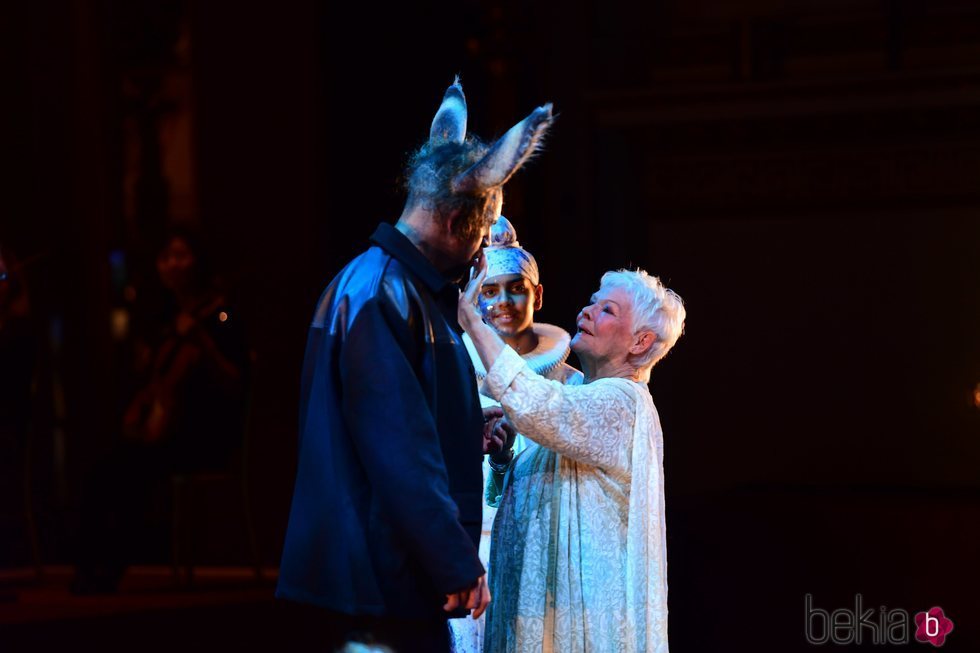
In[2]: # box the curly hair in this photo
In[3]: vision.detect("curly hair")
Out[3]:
[403,137,502,242]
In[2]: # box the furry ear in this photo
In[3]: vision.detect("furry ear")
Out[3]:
[452,103,553,194]
[429,76,467,145]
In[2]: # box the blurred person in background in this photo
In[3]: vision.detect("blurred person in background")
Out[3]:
[0,244,35,448]
[73,226,249,594]
[0,243,38,573]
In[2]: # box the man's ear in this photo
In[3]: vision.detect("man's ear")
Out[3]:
[629,331,657,357]
[442,208,463,237]
[533,284,544,311]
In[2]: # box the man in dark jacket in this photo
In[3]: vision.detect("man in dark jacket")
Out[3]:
[277,79,553,652]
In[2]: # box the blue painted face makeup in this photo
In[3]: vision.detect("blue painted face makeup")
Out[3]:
[479,273,539,339]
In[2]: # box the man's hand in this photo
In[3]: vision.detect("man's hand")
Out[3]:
[482,407,504,454]
[483,408,517,459]
[493,419,517,458]
[443,574,491,619]
[483,409,517,457]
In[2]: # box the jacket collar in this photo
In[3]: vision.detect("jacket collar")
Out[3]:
[370,223,452,294]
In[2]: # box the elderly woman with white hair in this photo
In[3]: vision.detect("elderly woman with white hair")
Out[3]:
[458,259,686,653]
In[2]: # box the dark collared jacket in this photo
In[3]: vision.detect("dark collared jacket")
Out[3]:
[276,223,485,618]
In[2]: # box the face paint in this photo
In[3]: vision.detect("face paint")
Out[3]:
[479,273,538,338]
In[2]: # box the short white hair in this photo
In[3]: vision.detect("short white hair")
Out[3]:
[600,268,686,382]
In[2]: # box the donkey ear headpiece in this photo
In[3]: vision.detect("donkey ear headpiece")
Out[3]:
[427,77,554,195]
[452,103,553,194]
[429,76,468,145]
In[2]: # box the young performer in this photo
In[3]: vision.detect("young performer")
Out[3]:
[451,217,582,653]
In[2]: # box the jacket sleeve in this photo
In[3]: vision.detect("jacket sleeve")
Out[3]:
[339,294,484,595]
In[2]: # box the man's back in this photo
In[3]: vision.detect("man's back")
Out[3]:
[277,224,484,619]
[277,77,553,650]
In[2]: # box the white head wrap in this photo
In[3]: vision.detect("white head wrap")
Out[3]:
[484,216,540,285]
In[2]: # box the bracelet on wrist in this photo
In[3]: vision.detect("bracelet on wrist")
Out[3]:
[488,451,513,474]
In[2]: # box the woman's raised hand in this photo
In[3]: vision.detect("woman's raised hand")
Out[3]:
[458,249,488,332]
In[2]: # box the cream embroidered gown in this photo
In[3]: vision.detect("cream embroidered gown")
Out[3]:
[451,324,582,653]
[480,346,669,653]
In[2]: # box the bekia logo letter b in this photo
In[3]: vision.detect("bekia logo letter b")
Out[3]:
[914,607,954,647]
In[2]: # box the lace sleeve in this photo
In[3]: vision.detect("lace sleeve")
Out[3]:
[482,346,634,473]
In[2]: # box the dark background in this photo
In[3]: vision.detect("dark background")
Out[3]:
[1,0,978,650]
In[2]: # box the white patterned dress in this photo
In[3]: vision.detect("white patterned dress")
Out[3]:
[450,324,582,653]
[481,346,669,653]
